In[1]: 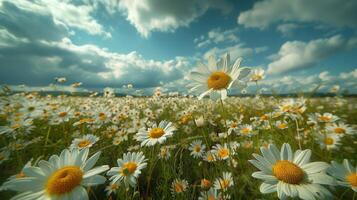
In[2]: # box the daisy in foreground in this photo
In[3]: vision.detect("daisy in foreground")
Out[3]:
[2,148,109,199]
[249,143,335,199]
[327,159,357,192]
[188,53,250,100]
[136,120,176,146]
[107,151,147,188]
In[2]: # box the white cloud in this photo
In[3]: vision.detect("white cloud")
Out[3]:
[267,35,357,74]
[340,68,357,80]
[203,44,254,61]
[2,0,110,37]
[117,0,231,38]
[194,27,239,48]
[318,71,333,82]
[276,23,299,36]
[238,0,357,29]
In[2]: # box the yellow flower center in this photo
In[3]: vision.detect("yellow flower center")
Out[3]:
[241,127,251,134]
[46,166,83,195]
[207,154,215,162]
[58,112,67,117]
[149,128,165,138]
[207,71,231,90]
[230,123,238,128]
[219,179,230,189]
[346,173,357,187]
[324,137,334,145]
[194,145,201,152]
[174,183,184,193]
[334,127,345,134]
[11,124,21,130]
[99,112,107,121]
[201,179,212,188]
[110,183,120,190]
[278,123,287,129]
[120,162,137,176]
[78,140,92,148]
[218,148,229,158]
[208,196,215,200]
[16,171,26,179]
[272,160,304,184]
[319,116,331,122]
[251,74,262,81]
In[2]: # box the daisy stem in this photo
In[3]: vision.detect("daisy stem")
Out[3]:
[294,118,302,150]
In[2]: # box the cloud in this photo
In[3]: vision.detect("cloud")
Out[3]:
[267,35,357,74]
[194,28,239,48]
[276,23,299,36]
[203,43,268,61]
[1,0,110,37]
[117,0,232,37]
[238,0,357,29]
[0,1,191,90]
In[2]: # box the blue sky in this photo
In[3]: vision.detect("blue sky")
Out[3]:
[0,0,356,94]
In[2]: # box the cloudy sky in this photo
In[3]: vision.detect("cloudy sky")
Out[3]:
[1,0,357,94]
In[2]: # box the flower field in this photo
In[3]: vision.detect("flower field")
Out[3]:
[0,92,356,199]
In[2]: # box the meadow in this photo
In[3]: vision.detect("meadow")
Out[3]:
[0,91,356,199]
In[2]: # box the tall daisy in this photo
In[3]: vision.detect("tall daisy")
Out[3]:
[136,120,176,146]
[327,159,357,192]
[107,151,147,188]
[171,179,189,195]
[249,143,335,199]
[2,148,109,199]
[188,53,250,100]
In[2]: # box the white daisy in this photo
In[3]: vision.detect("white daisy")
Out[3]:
[327,159,357,192]
[250,68,265,82]
[213,172,234,191]
[171,179,189,195]
[107,151,147,188]
[2,148,109,199]
[189,140,206,159]
[317,133,341,150]
[136,120,176,146]
[211,144,232,160]
[326,122,355,136]
[249,143,335,199]
[188,53,250,100]
[105,183,120,196]
[70,134,99,150]
[316,113,339,123]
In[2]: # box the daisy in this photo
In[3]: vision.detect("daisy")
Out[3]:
[327,159,357,192]
[250,68,265,82]
[316,113,339,123]
[212,144,231,160]
[188,53,250,100]
[189,140,206,159]
[103,87,115,98]
[200,178,212,189]
[171,179,189,195]
[213,172,234,191]
[107,151,147,188]
[238,124,256,137]
[275,120,288,130]
[158,146,171,160]
[105,183,120,196]
[318,133,341,150]
[198,188,220,200]
[227,120,239,135]
[249,143,335,199]
[2,148,109,199]
[70,134,99,150]
[203,151,216,162]
[326,122,355,136]
[136,120,176,147]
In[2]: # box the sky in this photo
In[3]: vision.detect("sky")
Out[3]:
[0,0,357,95]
